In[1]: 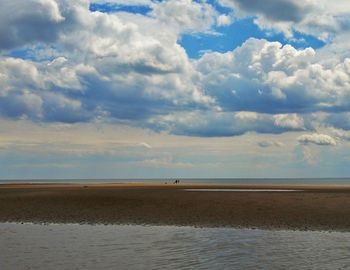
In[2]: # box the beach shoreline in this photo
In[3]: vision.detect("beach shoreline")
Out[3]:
[1,183,350,231]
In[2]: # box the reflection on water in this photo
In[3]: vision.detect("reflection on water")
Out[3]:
[1,223,350,270]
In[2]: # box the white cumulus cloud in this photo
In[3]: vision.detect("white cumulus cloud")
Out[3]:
[297,134,336,146]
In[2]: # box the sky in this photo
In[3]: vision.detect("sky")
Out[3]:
[0,0,350,179]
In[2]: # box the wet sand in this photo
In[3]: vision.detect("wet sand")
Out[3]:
[1,183,350,231]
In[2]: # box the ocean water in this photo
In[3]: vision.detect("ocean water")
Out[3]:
[1,223,350,270]
[2,177,350,186]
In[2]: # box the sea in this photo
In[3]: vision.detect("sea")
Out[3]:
[2,177,350,186]
[1,223,350,270]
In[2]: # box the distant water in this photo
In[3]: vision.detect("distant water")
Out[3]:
[1,223,350,270]
[1,178,350,186]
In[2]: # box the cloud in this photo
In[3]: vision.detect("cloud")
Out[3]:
[0,0,65,50]
[0,57,94,122]
[91,0,153,5]
[138,156,223,169]
[226,0,314,23]
[257,141,283,148]
[0,1,213,123]
[297,134,336,146]
[150,0,218,33]
[139,157,196,169]
[0,1,350,139]
[147,111,304,137]
[197,38,350,115]
[217,14,233,27]
[219,0,350,40]
[138,142,152,149]
[274,114,304,129]
[328,128,350,142]
[299,145,318,165]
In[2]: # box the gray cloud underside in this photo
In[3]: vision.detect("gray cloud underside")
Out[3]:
[228,0,311,22]
[220,0,350,41]
[1,0,350,138]
[0,0,66,50]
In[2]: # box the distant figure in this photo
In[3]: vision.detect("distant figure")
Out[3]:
[173,179,180,184]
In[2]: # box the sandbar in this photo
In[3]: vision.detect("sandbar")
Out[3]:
[1,183,350,231]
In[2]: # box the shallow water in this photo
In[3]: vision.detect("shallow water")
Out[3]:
[1,223,350,270]
[184,189,300,192]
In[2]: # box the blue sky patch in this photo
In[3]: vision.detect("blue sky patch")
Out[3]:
[207,0,233,14]
[180,17,326,59]
[4,45,58,62]
[89,3,152,15]
[5,48,32,60]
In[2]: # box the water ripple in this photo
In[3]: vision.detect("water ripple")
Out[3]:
[1,223,350,270]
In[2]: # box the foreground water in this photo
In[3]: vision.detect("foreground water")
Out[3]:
[1,223,350,270]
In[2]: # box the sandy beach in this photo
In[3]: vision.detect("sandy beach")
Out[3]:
[1,183,350,231]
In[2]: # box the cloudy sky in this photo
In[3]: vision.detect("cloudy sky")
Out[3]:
[1,0,350,179]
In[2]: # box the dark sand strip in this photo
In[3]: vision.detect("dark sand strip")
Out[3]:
[1,183,350,231]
